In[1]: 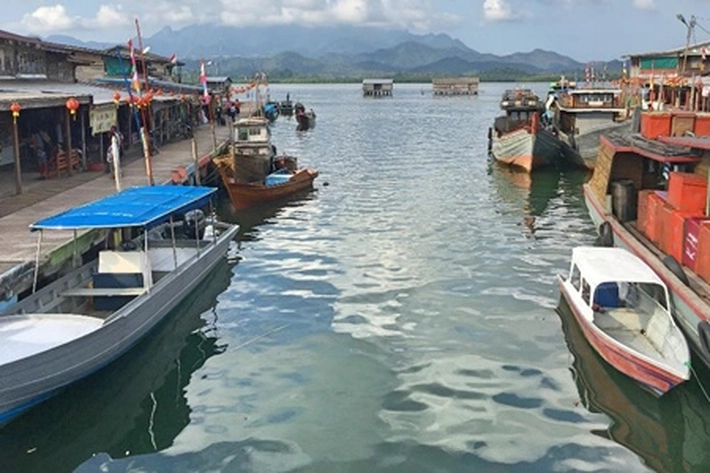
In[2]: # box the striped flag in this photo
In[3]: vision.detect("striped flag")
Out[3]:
[168,53,177,64]
[200,60,209,103]
[128,39,140,94]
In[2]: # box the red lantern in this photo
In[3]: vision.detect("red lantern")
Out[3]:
[113,91,121,105]
[66,97,80,119]
[10,102,21,121]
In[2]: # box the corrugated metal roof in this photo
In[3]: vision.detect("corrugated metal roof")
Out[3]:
[626,39,710,59]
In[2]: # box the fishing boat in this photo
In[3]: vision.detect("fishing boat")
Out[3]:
[583,115,710,371]
[558,246,690,396]
[263,101,280,122]
[279,99,294,117]
[213,117,318,209]
[547,84,633,169]
[488,89,563,173]
[295,102,316,131]
[0,186,239,424]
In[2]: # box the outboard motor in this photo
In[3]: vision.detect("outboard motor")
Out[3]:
[183,209,206,239]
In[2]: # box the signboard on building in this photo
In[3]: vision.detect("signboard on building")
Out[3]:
[90,104,117,135]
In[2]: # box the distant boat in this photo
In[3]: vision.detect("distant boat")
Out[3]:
[295,102,316,131]
[0,186,238,424]
[263,101,280,122]
[558,246,690,396]
[213,117,318,209]
[279,99,294,117]
[488,89,563,173]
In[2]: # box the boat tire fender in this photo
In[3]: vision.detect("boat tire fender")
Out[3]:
[599,222,614,247]
[699,320,710,356]
[662,255,690,287]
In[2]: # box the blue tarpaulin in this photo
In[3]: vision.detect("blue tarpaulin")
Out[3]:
[30,186,217,231]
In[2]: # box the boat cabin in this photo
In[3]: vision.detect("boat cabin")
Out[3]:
[493,89,543,134]
[233,118,271,144]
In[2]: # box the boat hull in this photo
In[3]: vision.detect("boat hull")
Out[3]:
[221,168,318,210]
[491,127,562,173]
[558,277,687,396]
[0,224,238,424]
[296,113,316,131]
[560,120,634,170]
[583,183,710,369]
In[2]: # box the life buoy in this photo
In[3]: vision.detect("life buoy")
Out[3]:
[599,222,614,247]
[662,255,690,287]
[698,321,710,356]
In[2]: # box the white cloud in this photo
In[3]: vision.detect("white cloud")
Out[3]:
[632,0,655,10]
[21,4,77,33]
[95,5,131,28]
[483,0,516,21]
[17,1,462,38]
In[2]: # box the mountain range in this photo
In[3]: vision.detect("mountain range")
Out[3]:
[47,25,621,81]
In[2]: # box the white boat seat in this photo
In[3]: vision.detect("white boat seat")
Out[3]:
[62,287,147,297]
[97,250,152,288]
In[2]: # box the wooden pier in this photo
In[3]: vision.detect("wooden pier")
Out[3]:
[432,77,479,96]
[0,123,231,304]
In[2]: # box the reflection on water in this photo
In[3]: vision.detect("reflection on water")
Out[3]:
[6,83,710,472]
[0,259,234,472]
[557,297,710,472]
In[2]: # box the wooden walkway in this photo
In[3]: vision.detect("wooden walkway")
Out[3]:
[0,123,231,300]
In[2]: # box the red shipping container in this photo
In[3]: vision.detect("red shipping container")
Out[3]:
[667,172,708,213]
[637,189,654,234]
[668,210,698,263]
[641,112,672,139]
[645,192,666,243]
[695,223,710,283]
[694,113,710,136]
[657,203,676,254]
[683,217,710,271]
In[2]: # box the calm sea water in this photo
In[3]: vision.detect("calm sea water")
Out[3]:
[2,83,710,472]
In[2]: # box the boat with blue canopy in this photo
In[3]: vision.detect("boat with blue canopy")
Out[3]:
[0,186,238,425]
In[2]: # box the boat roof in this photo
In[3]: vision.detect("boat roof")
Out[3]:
[30,186,216,231]
[658,135,710,151]
[572,246,666,288]
[602,133,701,164]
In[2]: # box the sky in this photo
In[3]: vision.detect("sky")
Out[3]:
[3,1,710,61]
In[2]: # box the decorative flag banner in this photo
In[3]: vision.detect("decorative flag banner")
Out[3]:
[128,39,140,94]
[200,60,209,104]
[169,53,177,64]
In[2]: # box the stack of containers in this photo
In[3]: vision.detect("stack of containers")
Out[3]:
[665,172,708,278]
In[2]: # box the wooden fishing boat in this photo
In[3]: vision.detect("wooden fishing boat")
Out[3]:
[279,99,294,117]
[547,85,633,169]
[583,120,710,371]
[558,246,690,396]
[295,102,316,131]
[0,186,238,424]
[489,89,563,173]
[216,164,319,210]
[214,117,318,209]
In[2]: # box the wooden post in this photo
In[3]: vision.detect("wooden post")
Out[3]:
[80,108,87,170]
[191,135,201,186]
[65,110,73,175]
[210,99,217,150]
[12,116,21,195]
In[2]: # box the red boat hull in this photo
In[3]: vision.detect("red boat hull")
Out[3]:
[222,168,318,210]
